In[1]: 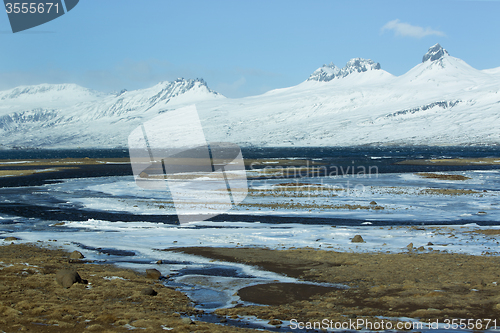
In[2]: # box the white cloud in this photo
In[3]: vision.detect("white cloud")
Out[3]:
[381,19,446,38]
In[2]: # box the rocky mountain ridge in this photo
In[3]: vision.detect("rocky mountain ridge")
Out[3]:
[0,44,498,148]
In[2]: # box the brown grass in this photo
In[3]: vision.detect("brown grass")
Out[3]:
[416,173,471,181]
[174,246,500,327]
[0,158,130,167]
[0,167,78,177]
[419,188,479,196]
[240,202,384,211]
[0,243,257,333]
[398,158,500,166]
[466,229,500,235]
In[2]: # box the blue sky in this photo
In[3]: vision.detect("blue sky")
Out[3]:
[0,0,499,98]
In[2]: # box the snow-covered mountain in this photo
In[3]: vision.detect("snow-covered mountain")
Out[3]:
[307,58,381,82]
[0,44,499,148]
[0,78,224,148]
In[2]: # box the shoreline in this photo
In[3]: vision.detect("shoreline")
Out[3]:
[397,157,500,166]
[1,152,499,331]
[0,160,133,187]
[0,243,256,333]
[168,246,500,326]
[2,233,500,332]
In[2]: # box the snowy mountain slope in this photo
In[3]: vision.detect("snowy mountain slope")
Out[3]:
[0,78,224,148]
[0,44,499,148]
[197,44,500,146]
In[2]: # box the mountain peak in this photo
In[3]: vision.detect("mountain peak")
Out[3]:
[152,78,222,97]
[422,43,449,63]
[342,58,381,75]
[308,58,381,82]
[307,62,341,82]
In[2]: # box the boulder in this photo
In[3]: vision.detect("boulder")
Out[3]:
[181,318,193,325]
[55,270,83,289]
[69,251,84,260]
[351,235,365,243]
[268,319,283,326]
[146,268,161,280]
[140,287,157,296]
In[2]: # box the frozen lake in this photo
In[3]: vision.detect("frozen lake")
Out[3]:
[1,147,500,331]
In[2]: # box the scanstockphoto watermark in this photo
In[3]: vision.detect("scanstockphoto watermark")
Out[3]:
[128,105,248,224]
[289,318,498,331]
[290,318,423,331]
[128,104,380,222]
[3,0,79,33]
[247,159,379,197]
[248,160,379,179]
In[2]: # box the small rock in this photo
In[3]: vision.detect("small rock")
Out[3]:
[156,260,164,264]
[369,201,377,205]
[477,211,488,215]
[146,268,161,280]
[427,242,434,246]
[140,287,157,296]
[351,235,365,243]
[407,242,414,251]
[55,270,83,289]
[52,222,65,226]
[417,246,425,251]
[181,317,193,325]
[4,237,19,242]
[69,251,84,260]
[268,319,283,326]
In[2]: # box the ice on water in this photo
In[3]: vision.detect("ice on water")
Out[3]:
[1,169,499,313]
